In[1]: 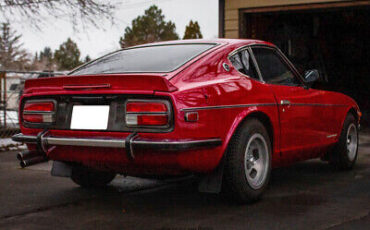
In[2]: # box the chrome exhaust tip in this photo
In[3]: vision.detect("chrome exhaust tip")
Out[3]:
[19,155,48,168]
[17,151,47,168]
[17,150,40,161]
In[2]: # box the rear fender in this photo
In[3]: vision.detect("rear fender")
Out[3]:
[199,107,278,194]
[221,107,278,157]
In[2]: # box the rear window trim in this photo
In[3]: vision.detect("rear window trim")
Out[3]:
[69,43,219,76]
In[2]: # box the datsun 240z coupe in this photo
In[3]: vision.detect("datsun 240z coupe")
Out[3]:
[13,39,361,203]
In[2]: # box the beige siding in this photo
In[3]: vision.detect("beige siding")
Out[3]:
[223,0,351,38]
[225,0,349,10]
[225,9,238,20]
[225,30,239,38]
[224,9,238,38]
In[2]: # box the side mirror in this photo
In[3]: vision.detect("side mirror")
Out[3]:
[304,69,321,87]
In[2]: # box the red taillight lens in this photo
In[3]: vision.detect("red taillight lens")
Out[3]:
[137,115,168,126]
[22,100,56,123]
[24,102,54,112]
[125,100,170,127]
[126,102,167,113]
[23,114,44,123]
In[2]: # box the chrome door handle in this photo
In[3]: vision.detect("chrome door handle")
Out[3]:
[280,100,291,105]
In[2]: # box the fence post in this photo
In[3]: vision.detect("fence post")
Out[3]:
[0,72,6,128]
[4,72,6,129]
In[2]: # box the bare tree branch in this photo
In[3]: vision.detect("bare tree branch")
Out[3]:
[0,0,116,31]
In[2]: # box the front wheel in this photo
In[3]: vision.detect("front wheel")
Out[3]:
[329,114,359,170]
[71,166,116,188]
[223,118,272,203]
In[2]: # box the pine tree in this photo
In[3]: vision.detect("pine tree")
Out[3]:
[119,5,179,48]
[183,20,203,39]
[0,23,29,70]
[39,47,54,69]
[54,38,83,70]
[84,55,92,63]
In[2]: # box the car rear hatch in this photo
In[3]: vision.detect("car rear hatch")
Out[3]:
[20,74,177,133]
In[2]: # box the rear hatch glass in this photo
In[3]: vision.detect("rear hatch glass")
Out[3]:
[69,43,216,76]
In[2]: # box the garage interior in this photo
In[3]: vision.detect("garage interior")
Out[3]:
[239,5,369,127]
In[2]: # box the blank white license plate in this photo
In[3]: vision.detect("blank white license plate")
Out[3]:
[70,105,110,130]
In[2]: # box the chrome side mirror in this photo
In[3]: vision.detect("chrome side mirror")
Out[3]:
[304,69,321,88]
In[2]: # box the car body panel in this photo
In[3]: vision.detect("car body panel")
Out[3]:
[16,39,360,175]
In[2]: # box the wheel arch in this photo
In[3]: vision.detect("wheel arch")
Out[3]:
[348,107,359,123]
[339,106,360,133]
[199,110,275,194]
[223,110,275,156]
[335,106,360,143]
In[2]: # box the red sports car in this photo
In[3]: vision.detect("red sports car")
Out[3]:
[13,39,361,203]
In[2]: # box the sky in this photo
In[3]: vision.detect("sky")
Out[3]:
[9,0,219,59]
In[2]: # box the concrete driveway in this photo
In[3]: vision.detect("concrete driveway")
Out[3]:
[0,134,369,230]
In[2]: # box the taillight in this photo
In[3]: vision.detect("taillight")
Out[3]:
[22,100,56,124]
[125,100,170,127]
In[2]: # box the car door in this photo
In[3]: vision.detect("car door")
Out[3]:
[251,46,326,161]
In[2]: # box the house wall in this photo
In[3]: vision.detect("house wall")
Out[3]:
[224,0,351,38]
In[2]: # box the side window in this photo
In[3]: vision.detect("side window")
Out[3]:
[252,48,301,86]
[229,50,258,80]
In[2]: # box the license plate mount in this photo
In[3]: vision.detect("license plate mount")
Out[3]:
[70,105,110,130]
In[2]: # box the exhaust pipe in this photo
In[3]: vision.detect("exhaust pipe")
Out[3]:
[17,150,41,161]
[20,156,48,168]
[17,150,47,168]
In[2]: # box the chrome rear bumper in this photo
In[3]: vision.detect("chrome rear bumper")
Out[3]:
[12,133,222,152]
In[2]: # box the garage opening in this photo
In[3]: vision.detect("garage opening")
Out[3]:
[241,5,369,126]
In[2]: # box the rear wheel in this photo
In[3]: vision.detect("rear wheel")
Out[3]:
[223,118,272,203]
[71,166,116,188]
[329,114,358,170]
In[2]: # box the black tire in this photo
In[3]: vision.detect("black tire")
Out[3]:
[329,113,358,170]
[223,118,272,204]
[71,166,116,188]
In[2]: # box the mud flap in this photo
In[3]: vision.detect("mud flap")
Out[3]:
[198,157,225,193]
[51,161,72,177]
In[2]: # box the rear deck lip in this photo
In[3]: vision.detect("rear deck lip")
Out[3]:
[12,133,222,151]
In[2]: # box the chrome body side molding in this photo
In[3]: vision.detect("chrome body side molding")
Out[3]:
[181,103,347,112]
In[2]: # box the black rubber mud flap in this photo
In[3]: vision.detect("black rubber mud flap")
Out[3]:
[198,157,225,193]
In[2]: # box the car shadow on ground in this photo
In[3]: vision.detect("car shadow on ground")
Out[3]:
[71,153,368,209]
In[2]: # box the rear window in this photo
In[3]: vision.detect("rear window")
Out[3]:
[70,44,216,75]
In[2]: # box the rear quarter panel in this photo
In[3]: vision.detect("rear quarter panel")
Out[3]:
[168,46,281,168]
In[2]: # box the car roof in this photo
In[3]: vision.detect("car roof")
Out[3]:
[127,38,274,49]
[69,39,275,79]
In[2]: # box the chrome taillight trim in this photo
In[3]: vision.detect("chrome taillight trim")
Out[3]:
[23,111,55,115]
[22,99,57,125]
[124,99,172,129]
